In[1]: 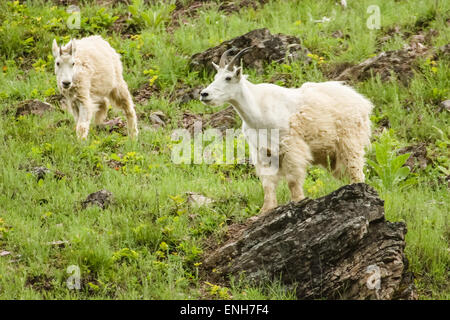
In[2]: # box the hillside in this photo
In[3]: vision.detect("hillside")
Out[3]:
[0,0,448,299]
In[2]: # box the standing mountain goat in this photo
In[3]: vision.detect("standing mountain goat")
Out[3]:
[200,48,373,213]
[52,36,138,139]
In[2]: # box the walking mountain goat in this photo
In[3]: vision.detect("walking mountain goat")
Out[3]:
[200,48,373,213]
[52,36,138,140]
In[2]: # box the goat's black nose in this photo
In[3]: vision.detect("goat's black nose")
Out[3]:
[62,81,71,88]
[201,92,209,97]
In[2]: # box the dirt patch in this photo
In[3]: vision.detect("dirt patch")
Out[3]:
[107,153,124,170]
[190,28,311,73]
[378,27,439,48]
[51,0,130,5]
[218,0,267,13]
[111,13,139,37]
[169,0,267,32]
[398,143,431,171]
[205,106,239,133]
[26,274,54,292]
[171,84,203,105]
[180,110,203,134]
[46,94,64,108]
[321,61,355,80]
[102,117,127,135]
[133,82,159,105]
[20,164,66,181]
[180,106,239,134]
[81,190,113,210]
[169,1,209,31]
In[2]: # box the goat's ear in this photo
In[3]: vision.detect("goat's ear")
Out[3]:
[212,62,220,71]
[52,39,60,58]
[65,40,75,56]
[234,66,242,79]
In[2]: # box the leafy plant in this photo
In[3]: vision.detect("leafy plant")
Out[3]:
[128,0,176,30]
[367,130,417,191]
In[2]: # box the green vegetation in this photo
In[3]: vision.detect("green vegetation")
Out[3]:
[0,0,448,299]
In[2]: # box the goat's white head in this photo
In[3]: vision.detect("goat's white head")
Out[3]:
[52,39,76,91]
[200,47,251,106]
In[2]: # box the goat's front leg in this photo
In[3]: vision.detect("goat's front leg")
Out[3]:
[64,98,79,124]
[259,174,279,214]
[76,99,95,140]
[255,158,280,214]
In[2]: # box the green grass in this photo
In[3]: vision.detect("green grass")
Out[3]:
[0,0,448,299]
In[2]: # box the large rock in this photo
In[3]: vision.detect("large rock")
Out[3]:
[202,183,417,300]
[190,28,311,73]
[334,43,429,84]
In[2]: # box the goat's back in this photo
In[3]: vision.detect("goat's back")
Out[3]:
[73,36,123,91]
[289,81,373,161]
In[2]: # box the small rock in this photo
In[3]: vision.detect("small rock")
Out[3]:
[0,251,11,257]
[186,192,214,207]
[398,143,430,171]
[29,166,51,181]
[14,100,52,118]
[21,165,66,181]
[81,190,113,210]
[103,117,126,134]
[47,240,69,248]
[149,111,167,128]
[439,100,450,112]
[331,30,344,39]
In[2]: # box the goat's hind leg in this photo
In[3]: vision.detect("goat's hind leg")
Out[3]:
[282,136,312,202]
[110,82,138,139]
[94,98,108,125]
[335,142,366,183]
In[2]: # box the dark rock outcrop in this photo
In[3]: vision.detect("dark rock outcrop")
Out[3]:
[202,183,417,300]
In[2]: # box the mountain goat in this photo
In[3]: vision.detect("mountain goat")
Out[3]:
[52,36,138,139]
[200,48,373,213]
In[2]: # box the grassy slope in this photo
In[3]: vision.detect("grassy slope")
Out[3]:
[0,0,448,299]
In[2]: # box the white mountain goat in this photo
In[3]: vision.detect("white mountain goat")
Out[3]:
[200,48,373,213]
[52,36,138,139]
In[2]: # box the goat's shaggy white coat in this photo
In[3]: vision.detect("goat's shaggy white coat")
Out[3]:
[52,36,138,139]
[201,56,373,213]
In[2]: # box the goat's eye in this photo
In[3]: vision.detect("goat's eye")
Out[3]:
[72,62,75,66]
[56,62,60,66]
[225,76,232,81]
